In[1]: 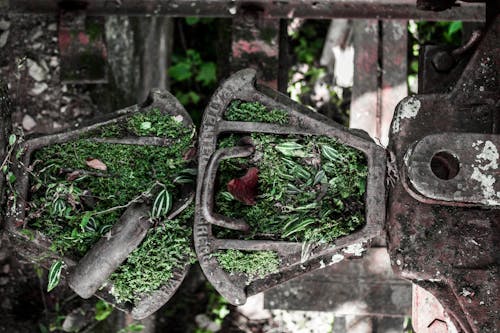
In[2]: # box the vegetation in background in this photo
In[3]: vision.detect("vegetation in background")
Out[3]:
[224,100,289,125]
[214,250,280,279]
[288,19,350,126]
[110,207,196,303]
[214,101,367,245]
[169,18,222,126]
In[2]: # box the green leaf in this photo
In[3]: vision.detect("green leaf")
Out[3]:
[185,17,200,25]
[7,171,16,183]
[283,218,316,238]
[140,121,152,131]
[1,165,7,174]
[220,191,234,201]
[275,142,308,157]
[195,62,217,86]
[47,260,63,292]
[321,145,345,163]
[168,62,192,82]
[8,134,16,146]
[448,21,462,35]
[80,212,93,231]
[313,170,326,185]
[95,300,113,321]
[151,189,172,218]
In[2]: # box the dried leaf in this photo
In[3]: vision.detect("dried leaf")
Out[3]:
[66,170,80,181]
[85,158,107,171]
[227,167,259,205]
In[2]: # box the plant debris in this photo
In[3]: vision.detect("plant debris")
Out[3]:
[85,158,107,171]
[227,167,259,205]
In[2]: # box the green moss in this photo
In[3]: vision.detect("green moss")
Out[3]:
[127,108,190,138]
[214,250,279,279]
[224,100,289,125]
[110,206,196,303]
[90,108,193,140]
[215,133,367,244]
[28,110,194,257]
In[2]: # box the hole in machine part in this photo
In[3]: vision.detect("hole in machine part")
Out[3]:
[430,151,460,180]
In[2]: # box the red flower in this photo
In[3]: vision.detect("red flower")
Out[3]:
[227,167,259,205]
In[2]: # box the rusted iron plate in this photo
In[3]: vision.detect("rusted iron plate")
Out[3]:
[8,0,485,21]
[194,68,386,306]
[386,15,499,333]
[59,10,107,84]
[5,89,195,319]
[404,133,500,207]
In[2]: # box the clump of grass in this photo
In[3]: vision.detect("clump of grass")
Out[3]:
[28,109,195,257]
[213,250,280,279]
[224,100,289,125]
[110,206,196,303]
[215,132,367,244]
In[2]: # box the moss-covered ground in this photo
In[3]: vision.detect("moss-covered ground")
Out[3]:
[213,250,280,279]
[27,108,196,303]
[216,101,367,244]
[224,100,289,125]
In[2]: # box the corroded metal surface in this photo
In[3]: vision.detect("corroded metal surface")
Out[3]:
[404,133,500,207]
[194,68,386,306]
[8,0,485,21]
[5,89,195,319]
[387,15,499,333]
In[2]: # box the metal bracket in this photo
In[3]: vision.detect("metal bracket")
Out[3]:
[194,68,386,306]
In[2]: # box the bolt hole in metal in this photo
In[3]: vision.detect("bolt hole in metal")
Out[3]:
[430,151,460,180]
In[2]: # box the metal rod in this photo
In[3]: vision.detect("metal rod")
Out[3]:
[7,0,485,21]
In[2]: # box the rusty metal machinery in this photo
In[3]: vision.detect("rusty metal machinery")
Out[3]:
[386,14,499,332]
[1,0,499,331]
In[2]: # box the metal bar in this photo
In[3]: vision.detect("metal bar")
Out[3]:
[7,0,485,21]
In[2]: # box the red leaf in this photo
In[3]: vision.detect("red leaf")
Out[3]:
[227,167,259,205]
[85,158,107,171]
